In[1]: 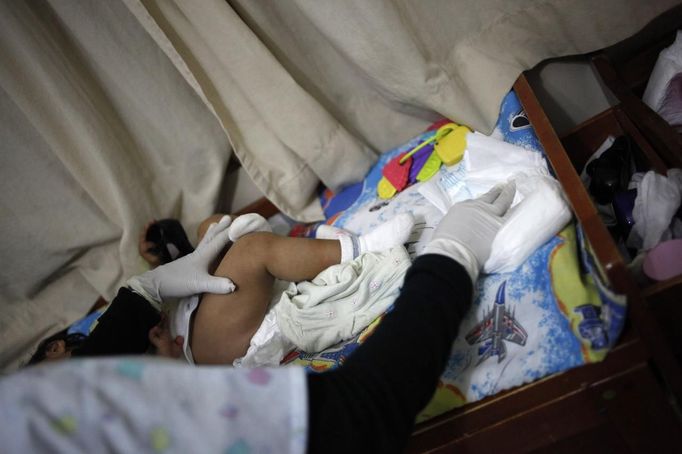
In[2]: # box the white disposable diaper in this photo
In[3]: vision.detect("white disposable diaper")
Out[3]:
[171,295,199,364]
[484,173,572,273]
[170,280,292,367]
[233,306,295,368]
[419,132,572,274]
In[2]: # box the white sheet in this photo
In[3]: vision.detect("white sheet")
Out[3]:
[0,358,307,453]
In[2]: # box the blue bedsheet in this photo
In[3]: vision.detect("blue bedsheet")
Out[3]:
[285,91,626,421]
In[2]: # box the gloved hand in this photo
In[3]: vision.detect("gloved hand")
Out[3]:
[422,182,516,283]
[127,215,236,309]
[227,213,272,242]
[198,215,233,248]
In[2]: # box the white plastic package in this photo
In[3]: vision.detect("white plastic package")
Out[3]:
[642,30,682,129]
[418,132,549,213]
[465,132,549,198]
[417,158,468,214]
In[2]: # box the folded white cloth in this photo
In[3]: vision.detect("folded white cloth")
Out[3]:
[627,168,682,251]
[276,246,410,353]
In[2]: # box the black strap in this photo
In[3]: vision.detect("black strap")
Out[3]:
[307,254,473,453]
[72,287,160,357]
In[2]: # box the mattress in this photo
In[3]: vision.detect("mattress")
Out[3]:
[282,90,626,422]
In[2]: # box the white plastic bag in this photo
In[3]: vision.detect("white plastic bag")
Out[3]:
[643,30,682,129]
[627,168,682,251]
[418,132,549,213]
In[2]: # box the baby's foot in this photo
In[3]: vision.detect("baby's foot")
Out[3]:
[358,212,415,253]
[336,212,416,262]
[142,219,195,265]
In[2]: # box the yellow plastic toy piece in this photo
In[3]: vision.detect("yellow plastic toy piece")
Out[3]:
[416,150,442,182]
[437,122,458,135]
[51,415,78,435]
[377,176,397,199]
[435,125,470,166]
[398,122,457,164]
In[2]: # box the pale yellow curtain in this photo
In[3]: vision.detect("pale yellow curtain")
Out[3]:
[0,0,230,371]
[1,0,678,371]
[144,0,680,221]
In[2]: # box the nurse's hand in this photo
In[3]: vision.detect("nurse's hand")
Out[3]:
[423,182,516,282]
[227,213,272,241]
[128,215,235,306]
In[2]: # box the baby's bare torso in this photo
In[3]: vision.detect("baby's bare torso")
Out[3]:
[189,237,276,365]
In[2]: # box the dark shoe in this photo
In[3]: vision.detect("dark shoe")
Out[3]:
[145,219,195,264]
[586,136,637,204]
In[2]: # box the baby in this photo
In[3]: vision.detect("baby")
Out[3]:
[142,212,416,366]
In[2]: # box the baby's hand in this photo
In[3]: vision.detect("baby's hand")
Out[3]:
[139,220,162,268]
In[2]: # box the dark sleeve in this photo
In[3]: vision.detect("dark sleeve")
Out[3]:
[71,287,161,357]
[307,254,473,453]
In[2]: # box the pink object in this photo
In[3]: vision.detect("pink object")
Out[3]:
[643,239,682,281]
[246,368,272,385]
[382,152,412,192]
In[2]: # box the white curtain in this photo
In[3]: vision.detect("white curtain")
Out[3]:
[0,0,230,371]
[1,0,677,371]
[143,0,680,220]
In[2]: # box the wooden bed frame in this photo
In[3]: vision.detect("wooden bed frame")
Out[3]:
[87,40,682,450]
[404,74,682,453]
[241,73,682,451]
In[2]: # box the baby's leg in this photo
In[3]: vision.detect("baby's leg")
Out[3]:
[205,212,415,284]
[190,233,342,365]
[191,214,415,364]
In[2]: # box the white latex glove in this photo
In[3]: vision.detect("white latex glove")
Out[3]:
[128,215,235,309]
[422,182,516,283]
[199,215,233,248]
[228,213,272,242]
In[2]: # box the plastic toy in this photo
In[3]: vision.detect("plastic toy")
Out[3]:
[435,124,469,165]
[378,121,469,199]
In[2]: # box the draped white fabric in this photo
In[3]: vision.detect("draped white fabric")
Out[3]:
[0,0,230,371]
[141,0,680,219]
[0,0,677,371]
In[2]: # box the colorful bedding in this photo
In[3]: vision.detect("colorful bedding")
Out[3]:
[283,91,626,422]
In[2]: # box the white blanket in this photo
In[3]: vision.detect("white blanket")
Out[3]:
[0,358,307,453]
[276,246,411,353]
